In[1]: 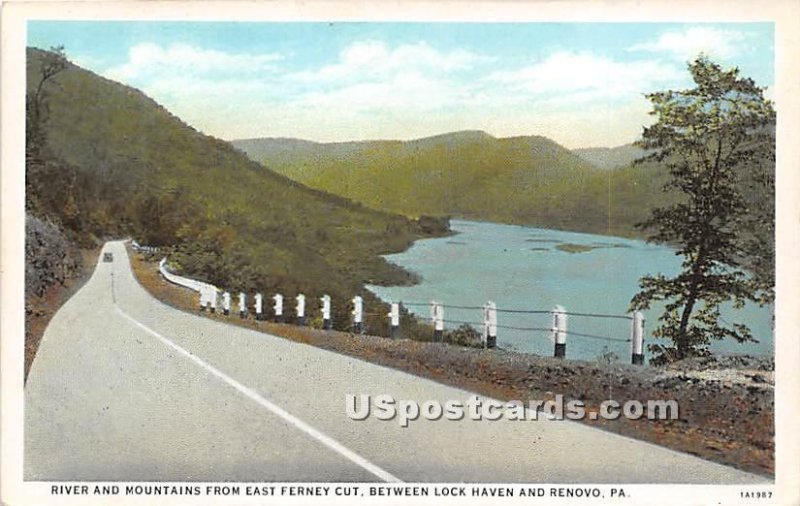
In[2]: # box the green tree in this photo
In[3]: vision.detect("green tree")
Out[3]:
[27,45,67,152]
[630,56,775,364]
[26,45,68,213]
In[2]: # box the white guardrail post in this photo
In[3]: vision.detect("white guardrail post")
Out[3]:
[222,292,231,316]
[296,294,306,326]
[388,303,400,339]
[483,301,497,349]
[238,292,247,319]
[352,296,363,334]
[255,293,263,321]
[209,288,218,313]
[631,311,645,365]
[199,285,210,311]
[273,294,284,323]
[321,295,332,330]
[552,305,567,358]
[430,301,444,342]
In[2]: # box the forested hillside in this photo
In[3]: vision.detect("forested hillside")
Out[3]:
[25,47,447,328]
[233,132,671,237]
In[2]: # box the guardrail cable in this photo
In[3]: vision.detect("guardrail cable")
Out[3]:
[566,330,631,342]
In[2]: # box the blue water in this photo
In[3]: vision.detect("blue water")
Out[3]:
[367,220,773,361]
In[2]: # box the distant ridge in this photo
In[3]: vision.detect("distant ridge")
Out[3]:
[573,144,648,170]
[233,131,669,237]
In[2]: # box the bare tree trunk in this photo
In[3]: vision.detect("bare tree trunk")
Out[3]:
[676,292,697,359]
[676,242,708,359]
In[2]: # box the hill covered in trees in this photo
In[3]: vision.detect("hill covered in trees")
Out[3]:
[25,47,448,328]
[233,132,671,238]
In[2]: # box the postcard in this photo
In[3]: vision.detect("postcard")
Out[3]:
[2,1,798,504]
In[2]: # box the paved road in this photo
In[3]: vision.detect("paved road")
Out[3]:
[25,241,767,483]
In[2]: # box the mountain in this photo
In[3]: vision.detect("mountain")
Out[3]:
[233,132,670,237]
[573,144,648,170]
[230,137,326,166]
[26,47,447,328]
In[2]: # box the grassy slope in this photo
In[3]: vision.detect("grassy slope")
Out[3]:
[27,47,444,327]
[233,132,671,237]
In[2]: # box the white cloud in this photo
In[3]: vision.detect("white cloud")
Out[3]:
[101,39,484,132]
[486,51,683,102]
[289,39,486,84]
[264,40,487,137]
[94,41,679,148]
[628,27,749,61]
[99,42,288,131]
[269,49,671,147]
[297,71,469,113]
[104,42,283,83]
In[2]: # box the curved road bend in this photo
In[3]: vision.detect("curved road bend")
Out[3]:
[25,241,767,483]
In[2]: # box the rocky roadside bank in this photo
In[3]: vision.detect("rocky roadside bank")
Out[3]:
[129,250,774,477]
[25,214,99,380]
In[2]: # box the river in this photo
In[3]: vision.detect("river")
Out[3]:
[367,220,773,362]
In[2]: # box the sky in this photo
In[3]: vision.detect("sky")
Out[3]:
[28,22,774,149]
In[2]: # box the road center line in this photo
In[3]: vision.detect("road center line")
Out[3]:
[114,305,402,483]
